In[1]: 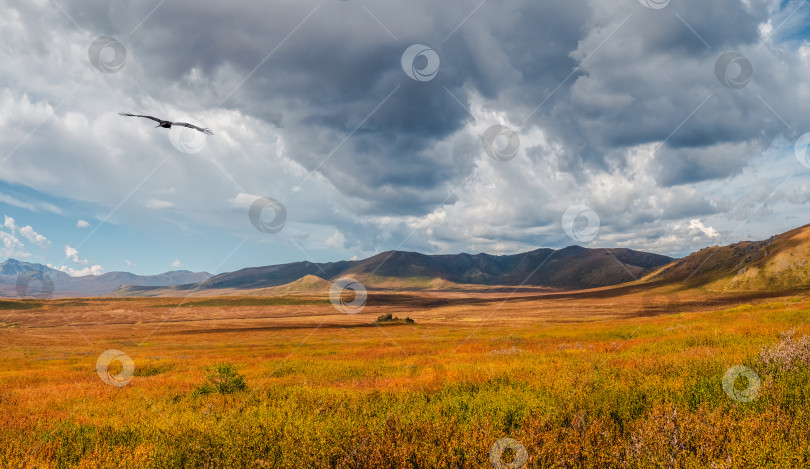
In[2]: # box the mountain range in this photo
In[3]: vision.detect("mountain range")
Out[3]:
[0,245,673,298]
[0,259,210,297]
[118,222,810,296]
[3,222,810,298]
[188,246,674,291]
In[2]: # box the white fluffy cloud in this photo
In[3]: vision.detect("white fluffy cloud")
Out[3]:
[76,219,89,228]
[49,264,104,276]
[19,225,50,248]
[687,219,720,239]
[52,245,103,276]
[1,215,107,276]
[0,229,28,259]
[171,259,183,268]
[1,215,50,255]
[64,246,86,264]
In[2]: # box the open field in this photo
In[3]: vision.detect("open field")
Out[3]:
[2,288,810,468]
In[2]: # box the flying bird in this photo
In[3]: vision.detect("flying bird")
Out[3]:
[119,112,214,135]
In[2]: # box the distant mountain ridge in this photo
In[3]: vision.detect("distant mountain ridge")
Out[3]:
[118,245,675,296]
[7,223,810,299]
[0,259,211,297]
[122,222,810,297]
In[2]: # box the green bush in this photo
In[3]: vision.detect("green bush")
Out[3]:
[193,363,247,396]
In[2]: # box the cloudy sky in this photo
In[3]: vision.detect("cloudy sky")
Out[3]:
[1,0,809,276]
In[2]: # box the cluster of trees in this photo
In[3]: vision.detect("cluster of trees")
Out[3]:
[375,313,415,324]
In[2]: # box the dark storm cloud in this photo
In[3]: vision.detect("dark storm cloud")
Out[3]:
[54,0,599,213]
[63,0,793,196]
[535,0,798,176]
[5,0,808,260]
[653,141,757,186]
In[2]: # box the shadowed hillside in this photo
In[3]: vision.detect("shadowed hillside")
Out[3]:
[102,223,810,298]
[642,223,810,291]
[114,246,674,296]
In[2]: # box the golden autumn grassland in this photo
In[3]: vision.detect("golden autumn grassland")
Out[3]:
[1,287,810,468]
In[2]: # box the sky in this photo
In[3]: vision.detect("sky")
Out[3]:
[1,0,810,276]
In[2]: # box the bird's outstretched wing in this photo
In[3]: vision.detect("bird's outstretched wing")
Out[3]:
[119,112,162,123]
[172,121,214,136]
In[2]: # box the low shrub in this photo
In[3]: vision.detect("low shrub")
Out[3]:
[193,363,247,396]
[760,331,810,371]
